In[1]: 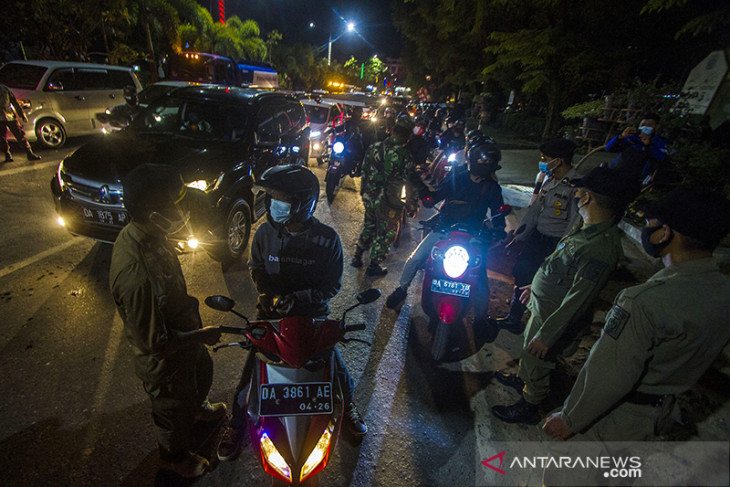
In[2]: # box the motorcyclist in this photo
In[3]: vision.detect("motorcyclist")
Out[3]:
[385,137,507,337]
[217,164,367,462]
[439,116,466,153]
[341,105,366,176]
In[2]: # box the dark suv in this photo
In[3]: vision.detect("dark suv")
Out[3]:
[50,85,310,263]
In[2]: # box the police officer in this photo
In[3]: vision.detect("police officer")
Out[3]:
[352,115,425,277]
[493,138,581,334]
[491,166,636,425]
[544,186,730,441]
[385,137,505,316]
[110,164,225,478]
[217,165,367,462]
[1,82,41,162]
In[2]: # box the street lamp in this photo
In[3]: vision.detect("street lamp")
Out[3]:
[327,21,356,66]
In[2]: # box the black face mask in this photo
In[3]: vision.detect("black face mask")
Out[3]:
[469,162,492,179]
[641,224,673,257]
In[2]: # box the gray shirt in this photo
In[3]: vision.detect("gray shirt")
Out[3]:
[561,258,730,432]
[516,168,579,240]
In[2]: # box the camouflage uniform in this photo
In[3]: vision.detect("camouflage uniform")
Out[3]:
[356,136,419,264]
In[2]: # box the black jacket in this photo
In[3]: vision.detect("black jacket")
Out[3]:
[248,217,343,318]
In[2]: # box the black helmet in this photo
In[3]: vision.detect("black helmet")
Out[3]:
[466,130,487,149]
[467,139,501,178]
[259,164,319,224]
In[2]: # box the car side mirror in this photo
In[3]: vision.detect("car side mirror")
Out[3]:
[205,295,236,312]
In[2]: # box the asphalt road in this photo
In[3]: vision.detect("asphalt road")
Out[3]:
[0,139,726,487]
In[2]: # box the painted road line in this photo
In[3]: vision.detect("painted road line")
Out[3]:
[0,159,60,177]
[0,238,86,280]
[350,303,412,487]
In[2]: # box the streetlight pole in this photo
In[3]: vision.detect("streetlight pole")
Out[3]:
[328,33,332,66]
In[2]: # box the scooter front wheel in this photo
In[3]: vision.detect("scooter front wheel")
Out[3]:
[326,172,339,204]
[431,317,449,361]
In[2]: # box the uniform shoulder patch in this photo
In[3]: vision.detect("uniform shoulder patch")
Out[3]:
[604,305,630,340]
[583,259,608,282]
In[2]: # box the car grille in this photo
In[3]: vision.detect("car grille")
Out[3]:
[64,175,124,207]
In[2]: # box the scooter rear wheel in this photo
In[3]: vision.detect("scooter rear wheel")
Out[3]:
[325,172,339,204]
[431,317,449,361]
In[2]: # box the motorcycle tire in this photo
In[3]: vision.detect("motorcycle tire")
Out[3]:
[431,317,449,361]
[325,172,339,204]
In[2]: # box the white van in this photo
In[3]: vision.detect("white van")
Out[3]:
[300,98,344,158]
[0,60,142,148]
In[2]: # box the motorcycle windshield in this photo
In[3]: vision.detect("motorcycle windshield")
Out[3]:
[249,317,344,368]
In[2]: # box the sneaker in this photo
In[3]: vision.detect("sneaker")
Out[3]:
[160,452,209,478]
[4,152,12,163]
[26,152,41,161]
[365,262,388,277]
[195,400,227,422]
[344,402,367,437]
[491,397,541,425]
[217,425,244,461]
[386,287,407,309]
[493,370,525,393]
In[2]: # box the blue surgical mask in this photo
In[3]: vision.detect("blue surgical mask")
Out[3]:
[269,199,292,224]
[539,158,557,175]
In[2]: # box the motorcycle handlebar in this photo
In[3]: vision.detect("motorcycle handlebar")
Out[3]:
[219,325,248,335]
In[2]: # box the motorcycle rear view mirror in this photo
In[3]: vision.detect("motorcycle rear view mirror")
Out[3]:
[498,204,513,215]
[357,288,382,305]
[205,295,236,311]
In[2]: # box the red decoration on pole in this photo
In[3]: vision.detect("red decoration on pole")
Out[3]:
[218,0,225,23]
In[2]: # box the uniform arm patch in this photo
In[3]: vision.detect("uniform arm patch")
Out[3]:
[583,259,608,282]
[603,305,630,340]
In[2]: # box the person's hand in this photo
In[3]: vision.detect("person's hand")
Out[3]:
[421,196,435,208]
[273,294,296,316]
[620,126,636,139]
[526,336,548,359]
[504,238,525,257]
[543,413,574,440]
[198,326,222,346]
[259,294,278,315]
[518,285,531,305]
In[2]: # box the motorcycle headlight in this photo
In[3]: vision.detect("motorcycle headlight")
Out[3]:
[333,141,345,154]
[447,153,457,163]
[310,130,322,138]
[442,245,470,278]
[260,433,291,482]
[300,422,334,482]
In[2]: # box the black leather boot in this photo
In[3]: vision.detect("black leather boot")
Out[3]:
[350,247,365,268]
[494,287,526,334]
[491,397,540,425]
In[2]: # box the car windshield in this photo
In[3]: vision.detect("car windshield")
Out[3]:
[304,105,329,125]
[138,84,178,105]
[0,63,47,90]
[131,96,250,141]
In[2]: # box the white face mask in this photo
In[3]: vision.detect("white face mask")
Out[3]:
[269,199,292,224]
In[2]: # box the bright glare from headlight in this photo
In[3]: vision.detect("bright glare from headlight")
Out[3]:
[443,245,470,278]
[300,423,333,482]
[311,130,322,138]
[333,141,345,154]
[57,217,65,227]
[260,433,291,481]
[186,238,199,249]
[447,153,457,163]
[186,180,209,191]
[313,142,321,151]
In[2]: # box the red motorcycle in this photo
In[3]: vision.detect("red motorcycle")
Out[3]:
[206,289,380,486]
[420,202,510,360]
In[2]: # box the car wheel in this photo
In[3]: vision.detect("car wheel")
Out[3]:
[35,118,66,149]
[209,199,251,264]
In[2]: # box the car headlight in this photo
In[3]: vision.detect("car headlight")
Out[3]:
[333,141,345,154]
[442,245,470,278]
[57,161,66,190]
[186,173,223,192]
[300,422,334,482]
[310,130,322,138]
[260,433,291,481]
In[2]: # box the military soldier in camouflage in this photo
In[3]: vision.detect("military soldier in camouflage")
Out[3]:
[352,115,424,277]
[544,186,730,441]
[491,167,637,425]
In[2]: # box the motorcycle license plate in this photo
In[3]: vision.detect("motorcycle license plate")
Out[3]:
[259,382,333,417]
[431,279,470,297]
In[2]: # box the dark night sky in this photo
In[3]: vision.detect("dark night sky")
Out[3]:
[204,0,404,60]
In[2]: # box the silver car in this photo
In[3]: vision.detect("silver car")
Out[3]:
[0,60,142,148]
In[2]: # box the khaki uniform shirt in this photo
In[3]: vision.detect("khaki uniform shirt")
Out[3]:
[528,220,623,348]
[516,168,580,240]
[562,258,730,433]
[109,222,203,384]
